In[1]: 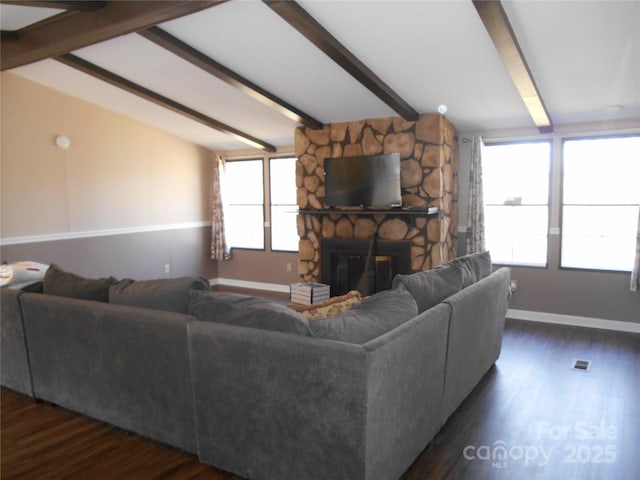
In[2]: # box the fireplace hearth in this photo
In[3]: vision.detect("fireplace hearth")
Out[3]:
[321,239,411,296]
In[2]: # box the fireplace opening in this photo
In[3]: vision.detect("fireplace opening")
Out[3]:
[321,239,411,297]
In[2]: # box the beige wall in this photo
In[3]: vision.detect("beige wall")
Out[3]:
[1,72,212,238]
[1,73,217,280]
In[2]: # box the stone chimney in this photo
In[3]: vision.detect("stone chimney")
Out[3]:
[296,113,458,283]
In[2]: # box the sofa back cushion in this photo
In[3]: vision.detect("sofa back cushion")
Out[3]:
[44,264,116,302]
[450,251,492,287]
[392,263,465,313]
[189,290,312,336]
[308,287,418,344]
[109,277,210,313]
[391,251,493,313]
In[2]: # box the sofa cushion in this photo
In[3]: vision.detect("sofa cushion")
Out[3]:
[469,251,493,280]
[188,290,264,320]
[451,251,492,286]
[308,287,418,344]
[289,290,362,320]
[222,304,312,335]
[392,263,465,313]
[21,281,44,293]
[44,264,116,302]
[189,290,311,336]
[110,276,210,313]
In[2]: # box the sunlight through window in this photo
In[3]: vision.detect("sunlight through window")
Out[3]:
[561,136,640,271]
[482,141,551,266]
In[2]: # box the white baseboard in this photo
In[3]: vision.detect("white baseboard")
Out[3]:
[507,309,640,334]
[210,277,290,294]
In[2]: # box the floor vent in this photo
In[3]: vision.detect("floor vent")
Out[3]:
[572,359,591,371]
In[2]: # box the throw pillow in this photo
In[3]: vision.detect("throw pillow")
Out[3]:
[109,276,210,313]
[189,290,311,336]
[0,261,49,289]
[308,287,418,344]
[392,263,465,313]
[289,290,362,320]
[43,264,116,302]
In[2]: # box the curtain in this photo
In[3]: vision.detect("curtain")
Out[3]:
[211,155,231,261]
[466,135,486,254]
[631,206,640,292]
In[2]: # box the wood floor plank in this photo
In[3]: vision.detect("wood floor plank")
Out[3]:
[2,318,639,479]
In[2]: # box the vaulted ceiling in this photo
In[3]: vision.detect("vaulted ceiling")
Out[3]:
[2,0,639,152]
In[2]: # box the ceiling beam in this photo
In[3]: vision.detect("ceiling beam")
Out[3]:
[55,53,276,152]
[264,0,419,122]
[0,0,224,71]
[0,1,105,9]
[139,26,324,130]
[472,0,553,133]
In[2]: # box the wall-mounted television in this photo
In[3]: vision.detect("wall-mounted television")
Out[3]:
[324,153,402,208]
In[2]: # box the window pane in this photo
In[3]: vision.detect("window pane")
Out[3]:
[482,141,551,266]
[224,205,264,249]
[563,137,640,205]
[482,142,551,205]
[485,205,548,266]
[270,157,297,205]
[270,157,298,252]
[271,205,299,251]
[561,135,640,271]
[561,205,638,271]
[222,159,264,249]
[224,160,263,204]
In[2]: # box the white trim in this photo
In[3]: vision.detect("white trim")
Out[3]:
[507,309,640,334]
[1,221,212,246]
[211,277,291,294]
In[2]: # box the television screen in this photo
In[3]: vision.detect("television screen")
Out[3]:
[324,153,402,208]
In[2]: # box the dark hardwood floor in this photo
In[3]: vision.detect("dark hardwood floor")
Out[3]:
[2,318,638,479]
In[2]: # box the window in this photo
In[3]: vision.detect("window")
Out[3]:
[269,157,298,252]
[561,135,640,271]
[482,141,551,266]
[222,159,264,249]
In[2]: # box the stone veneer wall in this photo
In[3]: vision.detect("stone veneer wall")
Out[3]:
[295,113,458,283]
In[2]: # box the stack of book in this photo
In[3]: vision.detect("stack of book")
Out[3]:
[290,282,330,305]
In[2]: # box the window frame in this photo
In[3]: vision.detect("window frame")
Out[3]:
[222,158,266,252]
[268,155,299,253]
[559,134,640,273]
[481,139,553,268]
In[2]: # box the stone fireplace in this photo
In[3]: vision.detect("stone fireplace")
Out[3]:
[296,113,458,290]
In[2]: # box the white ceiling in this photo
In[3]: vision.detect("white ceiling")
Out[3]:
[3,0,639,152]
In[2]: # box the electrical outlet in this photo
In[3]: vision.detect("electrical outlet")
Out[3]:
[286,262,292,272]
[510,280,518,292]
[164,264,171,274]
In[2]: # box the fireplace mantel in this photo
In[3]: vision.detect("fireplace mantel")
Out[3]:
[298,207,439,216]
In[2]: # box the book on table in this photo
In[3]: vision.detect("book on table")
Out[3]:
[290,282,330,305]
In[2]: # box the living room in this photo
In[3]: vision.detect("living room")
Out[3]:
[1,1,639,479]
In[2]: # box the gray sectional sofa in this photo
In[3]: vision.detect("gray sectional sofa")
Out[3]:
[0,253,510,480]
